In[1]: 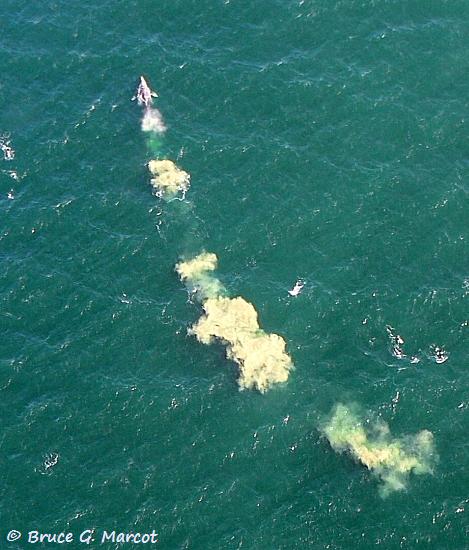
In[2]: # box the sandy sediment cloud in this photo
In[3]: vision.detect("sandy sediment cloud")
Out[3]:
[176,253,293,392]
[321,403,437,496]
[148,159,190,199]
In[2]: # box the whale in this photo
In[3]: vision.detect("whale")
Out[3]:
[288,280,304,297]
[132,76,158,108]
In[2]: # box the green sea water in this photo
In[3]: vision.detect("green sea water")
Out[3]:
[1,0,468,548]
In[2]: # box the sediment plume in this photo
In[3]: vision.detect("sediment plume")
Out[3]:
[176,252,217,282]
[176,253,293,392]
[148,159,190,199]
[175,252,222,299]
[321,403,437,496]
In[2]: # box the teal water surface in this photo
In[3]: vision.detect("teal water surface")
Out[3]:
[1,1,468,548]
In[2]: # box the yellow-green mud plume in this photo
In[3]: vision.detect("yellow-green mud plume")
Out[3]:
[175,253,294,393]
[148,159,190,199]
[321,403,437,497]
[191,295,293,392]
[175,252,217,282]
[175,252,223,300]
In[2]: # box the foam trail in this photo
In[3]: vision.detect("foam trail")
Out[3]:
[176,253,294,393]
[0,134,15,161]
[321,403,437,497]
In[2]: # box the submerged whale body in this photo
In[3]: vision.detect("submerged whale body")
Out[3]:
[132,76,158,108]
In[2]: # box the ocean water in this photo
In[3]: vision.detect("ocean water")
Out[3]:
[1,0,468,548]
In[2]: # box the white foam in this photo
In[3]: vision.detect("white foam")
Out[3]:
[141,107,167,133]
